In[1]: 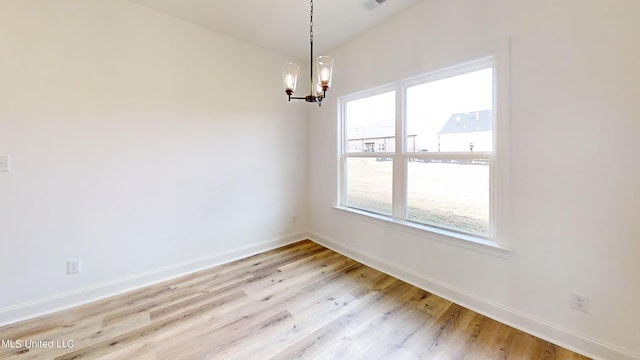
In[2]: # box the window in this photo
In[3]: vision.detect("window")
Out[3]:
[339,56,508,245]
[343,91,395,216]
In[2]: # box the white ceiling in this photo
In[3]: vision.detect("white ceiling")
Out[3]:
[129,0,420,61]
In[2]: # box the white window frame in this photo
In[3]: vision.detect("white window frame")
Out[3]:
[336,49,511,256]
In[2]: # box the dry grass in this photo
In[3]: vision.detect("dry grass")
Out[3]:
[346,158,489,236]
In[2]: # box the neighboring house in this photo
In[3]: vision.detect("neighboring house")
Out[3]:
[348,121,417,152]
[438,110,492,152]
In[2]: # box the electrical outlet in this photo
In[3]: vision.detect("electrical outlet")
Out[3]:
[0,155,10,172]
[570,292,590,312]
[292,216,297,224]
[67,260,81,275]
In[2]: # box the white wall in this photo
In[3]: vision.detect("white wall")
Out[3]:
[308,0,640,359]
[0,0,308,323]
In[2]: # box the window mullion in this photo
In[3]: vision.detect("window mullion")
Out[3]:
[392,86,406,220]
[338,102,346,207]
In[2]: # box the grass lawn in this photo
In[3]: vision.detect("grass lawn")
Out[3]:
[346,158,489,236]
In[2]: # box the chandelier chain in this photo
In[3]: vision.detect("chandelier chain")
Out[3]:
[310,0,314,44]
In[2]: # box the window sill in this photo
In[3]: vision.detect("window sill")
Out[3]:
[332,206,511,258]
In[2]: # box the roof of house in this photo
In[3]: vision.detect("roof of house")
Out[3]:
[351,121,394,139]
[349,119,419,140]
[439,110,492,134]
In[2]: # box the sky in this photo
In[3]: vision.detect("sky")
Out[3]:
[346,67,493,152]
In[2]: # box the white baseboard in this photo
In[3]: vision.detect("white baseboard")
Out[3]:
[0,232,308,328]
[308,232,639,360]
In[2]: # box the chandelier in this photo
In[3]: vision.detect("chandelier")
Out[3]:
[282,0,334,106]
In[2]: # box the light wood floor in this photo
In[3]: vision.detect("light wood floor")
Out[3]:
[0,240,590,359]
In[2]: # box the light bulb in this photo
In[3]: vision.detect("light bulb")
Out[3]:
[281,62,299,94]
[320,68,330,83]
[284,74,295,91]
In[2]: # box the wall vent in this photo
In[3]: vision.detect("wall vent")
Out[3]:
[363,0,387,10]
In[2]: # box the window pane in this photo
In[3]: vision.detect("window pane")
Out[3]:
[407,160,489,236]
[346,91,395,153]
[407,68,493,153]
[346,157,393,216]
